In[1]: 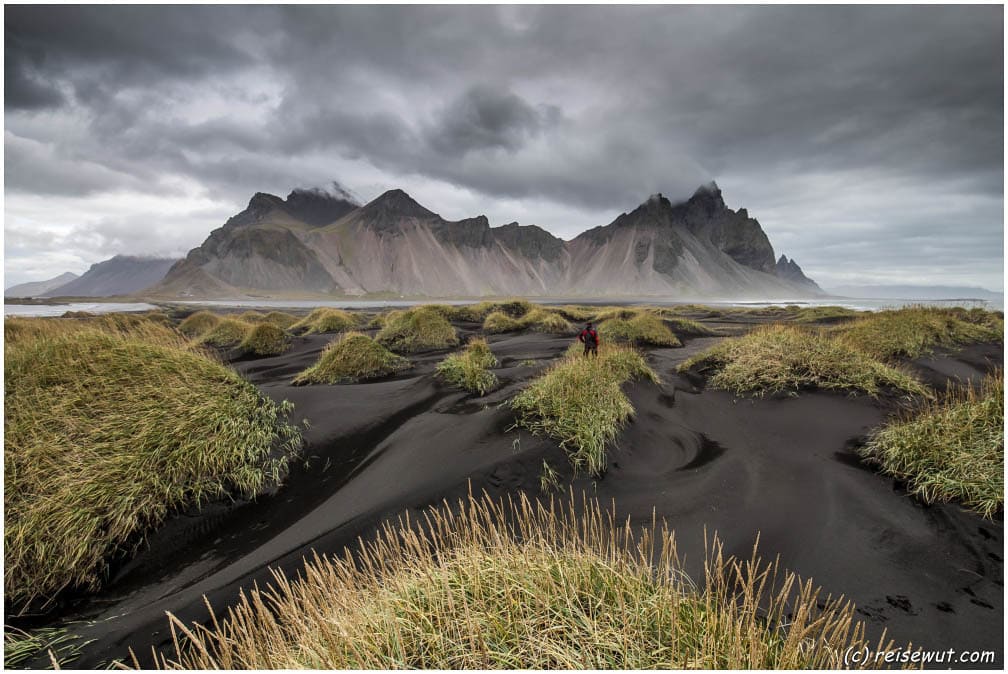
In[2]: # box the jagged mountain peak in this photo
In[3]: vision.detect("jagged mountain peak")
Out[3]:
[362,189,437,219]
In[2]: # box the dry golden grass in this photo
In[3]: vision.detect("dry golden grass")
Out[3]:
[261,311,299,329]
[4,318,301,612]
[154,491,897,669]
[859,372,1003,518]
[482,310,523,333]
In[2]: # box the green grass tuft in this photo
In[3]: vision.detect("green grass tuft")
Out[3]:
[483,310,523,333]
[290,308,358,335]
[177,310,221,338]
[599,313,681,347]
[293,332,411,384]
[522,308,575,334]
[4,626,85,669]
[239,322,290,357]
[859,372,1003,518]
[680,324,928,398]
[261,311,299,329]
[376,306,459,353]
[436,338,499,394]
[196,318,254,347]
[4,320,301,612]
[832,306,1002,360]
[511,344,658,475]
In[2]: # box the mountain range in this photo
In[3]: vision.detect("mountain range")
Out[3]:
[4,272,80,298]
[151,183,821,299]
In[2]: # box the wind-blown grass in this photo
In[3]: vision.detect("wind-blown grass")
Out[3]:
[4,319,301,612]
[290,308,358,335]
[156,491,895,669]
[376,306,458,352]
[859,372,1003,518]
[293,332,410,384]
[4,626,85,669]
[261,311,299,329]
[522,308,574,334]
[483,310,523,333]
[599,313,681,347]
[511,344,658,475]
[237,311,268,323]
[239,322,290,357]
[196,318,253,347]
[177,310,221,338]
[680,324,928,398]
[833,306,1002,360]
[436,338,499,394]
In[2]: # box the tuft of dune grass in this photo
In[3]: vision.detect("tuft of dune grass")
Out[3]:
[599,313,681,347]
[376,306,458,353]
[680,324,928,398]
[239,322,290,357]
[196,318,254,347]
[293,332,410,384]
[483,310,523,333]
[177,310,221,338]
[792,306,861,324]
[551,304,597,323]
[4,320,301,612]
[157,491,896,670]
[237,311,268,323]
[260,311,299,330]
[436,338,499,394]
[832,306,1002,360]
[290,308,358,335]
[522,308,574,334]
[511,344,658,475]
[4,626,83,669]
[859,372,1003,518]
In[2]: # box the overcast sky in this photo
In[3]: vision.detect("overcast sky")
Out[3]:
[4,4,1003,290]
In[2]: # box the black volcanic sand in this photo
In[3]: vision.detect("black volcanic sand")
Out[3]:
[15,313,1004,669]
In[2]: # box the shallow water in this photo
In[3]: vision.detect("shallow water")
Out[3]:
[3,302,159,317]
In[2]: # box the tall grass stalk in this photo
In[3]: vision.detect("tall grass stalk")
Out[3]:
[156,491,896,669]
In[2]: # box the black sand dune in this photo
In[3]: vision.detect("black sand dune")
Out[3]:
[14,314,1003,669]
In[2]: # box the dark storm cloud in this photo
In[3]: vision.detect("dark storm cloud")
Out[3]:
[4,4,1003,289]
[426,86,559,155]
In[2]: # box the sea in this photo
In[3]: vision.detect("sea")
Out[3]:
[4,296,999,318]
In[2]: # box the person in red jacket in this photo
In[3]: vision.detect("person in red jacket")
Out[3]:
[578,321,600,358]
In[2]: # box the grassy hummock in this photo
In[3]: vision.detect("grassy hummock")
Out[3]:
[261,311,299,329]
[293,332,411,384]
[239,322,290,357]
[177,310,221,338]
[436,338,499,395]
[680,324,928,398]
[859,373,1003,518]
[511,344,658,475]
[483,310,523,333]
[290,308,358,335]
[599,313,681,347]
[4,320,301,612]
[196,318,253,347]
[376,306,459,353]
[833,306,1002,360]
[160,491,891,669]
[522,308,574,334]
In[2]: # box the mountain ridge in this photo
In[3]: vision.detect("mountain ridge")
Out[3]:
[150,183,822,299]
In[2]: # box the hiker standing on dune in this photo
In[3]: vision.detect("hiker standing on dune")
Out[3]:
[579,321,599,358]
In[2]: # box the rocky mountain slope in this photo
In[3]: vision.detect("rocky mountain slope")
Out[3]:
[152,183,821,299]
[5,272,79,297]
[43,255,179,297]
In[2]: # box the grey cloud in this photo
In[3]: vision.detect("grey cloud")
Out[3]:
[426,86,558,156]
[3,4,1003,290]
